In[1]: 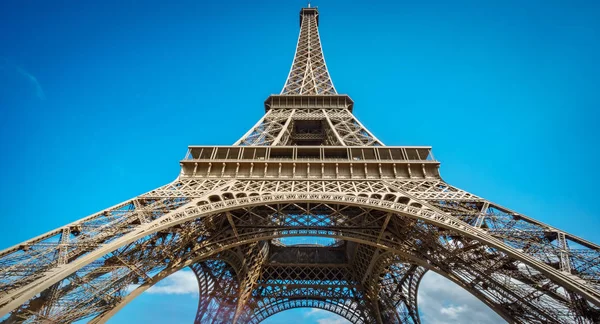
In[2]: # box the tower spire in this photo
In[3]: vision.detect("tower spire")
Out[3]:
[281,6,336,95]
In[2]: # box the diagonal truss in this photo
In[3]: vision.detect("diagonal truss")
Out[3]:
[1,5,599,324]
[281,8,336,95]
[235,106,383,146]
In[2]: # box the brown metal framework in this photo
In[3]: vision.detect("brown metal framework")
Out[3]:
[1,6,599,324]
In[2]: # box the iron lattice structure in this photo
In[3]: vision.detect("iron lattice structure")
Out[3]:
[1,6,599,324]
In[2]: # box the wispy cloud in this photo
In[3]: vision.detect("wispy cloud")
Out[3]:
[0,57,45,100]
[16,66,45,100]
[146,270,199,295]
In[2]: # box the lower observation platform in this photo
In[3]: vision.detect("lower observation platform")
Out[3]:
[180,146,440,179]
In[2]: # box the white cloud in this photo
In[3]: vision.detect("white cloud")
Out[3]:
[440,305,466,318]
[304,308,328,317]
[418,272,505,324]
[316,317,350,324]
[146,270,199,295]
[304,307,350,324]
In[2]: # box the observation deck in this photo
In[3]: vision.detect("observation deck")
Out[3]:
[264,94,354,112]
[180,145,440,179]
[300,7,319,26]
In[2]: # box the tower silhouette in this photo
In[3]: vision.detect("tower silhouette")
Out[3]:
[1,6,599,324]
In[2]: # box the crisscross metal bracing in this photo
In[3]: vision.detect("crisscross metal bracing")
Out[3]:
[281,8,336,95]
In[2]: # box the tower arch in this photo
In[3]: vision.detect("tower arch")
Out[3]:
[3,191,595,323]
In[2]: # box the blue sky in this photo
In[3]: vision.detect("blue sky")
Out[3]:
[1,0,599,323]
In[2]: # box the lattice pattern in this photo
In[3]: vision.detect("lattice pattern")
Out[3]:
[390,180,600,295]
[235,110,292,146]
[2,180,599,323]
[233,242,269,322]
[235,108,382,146]
[250,298,365,324]
[192,259,240,323]
[281,8,336,95]
[376,259,426,324]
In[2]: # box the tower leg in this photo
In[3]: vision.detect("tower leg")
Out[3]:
[232,242,269,323]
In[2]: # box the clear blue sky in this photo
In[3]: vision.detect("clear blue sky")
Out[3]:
[1,0,598,323]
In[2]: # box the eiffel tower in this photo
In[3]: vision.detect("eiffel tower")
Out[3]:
[1,5,599,324]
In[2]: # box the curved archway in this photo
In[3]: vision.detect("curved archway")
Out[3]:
[3,193,598,323]
[259,307,352,324]
[93,255,500,324]
[250,298,366,323]
[87,231,512,324]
